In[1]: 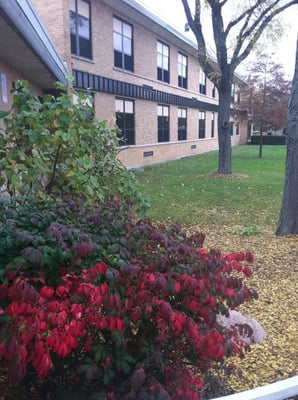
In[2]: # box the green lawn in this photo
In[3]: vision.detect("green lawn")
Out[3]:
[136,145,286,231]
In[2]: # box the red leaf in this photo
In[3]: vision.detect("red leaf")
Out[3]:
[188,299,199,313]
[243,266,252,277]
[40,286,54,299]
[174,281,181,293]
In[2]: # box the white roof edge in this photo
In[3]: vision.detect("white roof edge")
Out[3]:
[0,0,68,84]
[119,0,245,83]
[123,0,199,50]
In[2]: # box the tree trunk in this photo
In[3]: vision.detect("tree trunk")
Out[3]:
[217,89,232,174]
[276,137,298,235]
[259,130,263,158]
[276,35,298,236]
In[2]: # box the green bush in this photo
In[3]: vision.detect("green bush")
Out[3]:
[0,80,145,209]
[0,197,132,285]
[249,135,286,145]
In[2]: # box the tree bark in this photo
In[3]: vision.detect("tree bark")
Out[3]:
[276,35,298,236]
[259,130,263,158]
[217,90,232,174]
[276,137,298,235]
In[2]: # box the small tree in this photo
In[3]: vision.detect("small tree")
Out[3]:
[276,35,298,236]
[0,80,144,207]
[238,56,291,157]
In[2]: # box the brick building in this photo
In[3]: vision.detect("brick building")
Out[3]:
[1,0,248,169]
[0,0,67,119]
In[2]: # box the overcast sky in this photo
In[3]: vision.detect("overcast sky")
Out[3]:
[136,0,298,79]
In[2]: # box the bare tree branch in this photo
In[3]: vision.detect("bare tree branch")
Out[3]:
[225,0,264,35]
[233,0,298,69]
[181,0,214,75]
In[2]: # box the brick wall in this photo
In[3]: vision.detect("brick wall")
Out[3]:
[0,61,42,131]
[32,0,72,73]
[30,0,248,169]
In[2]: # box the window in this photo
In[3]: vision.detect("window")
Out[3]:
[70,0,91,59]
[211,112,215,138]
[229,121,234,136]
[212,83,216,98]
[158,105,169,142]
[113,17,133,71]
[178,53,187,89]
[231,83,235,102]
[236,90,240,104]
[199,70,206,94]
[115,98,135,145]
[198,111,206,139]
[235,122,240,136]
[178,108,187,140]
[157,41,169,83]
[73,91,94,119]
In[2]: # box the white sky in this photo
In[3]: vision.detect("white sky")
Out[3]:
[136,0,298,79]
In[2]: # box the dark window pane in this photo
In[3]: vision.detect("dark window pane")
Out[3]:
[178,117,187,140]
[158,116,169,142]
[199,118,205,138]
[178,128,186,140]
[124,54,133,71]
[116,113,123,129]
[124,129,135,145]
[125,114,134,129]
[157,67,163,81]
[178,76,187,89]
[164,70,169,83]
[199,84,206,94]
[114,51,123,68]
[80,37,91,58]
[229,123,234,136]
[71,34,77,55]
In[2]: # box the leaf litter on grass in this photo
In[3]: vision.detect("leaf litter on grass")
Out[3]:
[202,226,298,393]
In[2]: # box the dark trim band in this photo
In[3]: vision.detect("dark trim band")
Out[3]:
[72,69,218,112]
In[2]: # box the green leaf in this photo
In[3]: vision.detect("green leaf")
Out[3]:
[0,110,10,119]
[121,360,131,375]
[124,354,136,364]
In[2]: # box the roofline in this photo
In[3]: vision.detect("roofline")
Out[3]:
[125,0,199,50]
[117,0,245,84]
[0,0,68,84]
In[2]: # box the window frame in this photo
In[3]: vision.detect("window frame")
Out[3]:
[158,104,170,142]
[212,83,216,98]
[235,121,240,136]
[199,70,206,95]
[178,53,187,89]
[231,83,235,102]
[211,112,215,138]
[115,97,135,145]
[229,120,234,136]
[70,0,92,59]
[113,16,133,72]
[198,111,206,139]
[178,107,187,141]
[157,41,170,83]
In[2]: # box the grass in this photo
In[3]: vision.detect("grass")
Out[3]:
[136,145,286,232]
